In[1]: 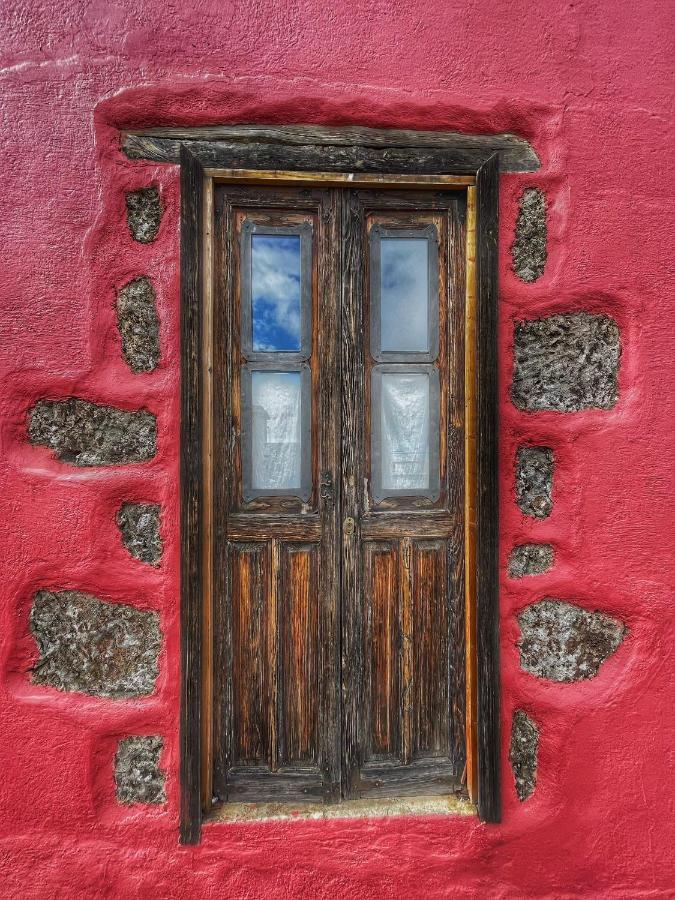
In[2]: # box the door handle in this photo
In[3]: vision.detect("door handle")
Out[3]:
[343,516,356,536]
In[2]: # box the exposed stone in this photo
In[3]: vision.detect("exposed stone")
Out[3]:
[30,590,160,698]
[512,313,620,412]
[516,447,554,519]
[125,186,162,243]
[116,277,160,373]
[508,543,554,578]
[117,503,162,566]
[115,736,166,804]
[511,187,547,283]
[518,599,625,682]
[509,711,539,801]
[28,398,157,466]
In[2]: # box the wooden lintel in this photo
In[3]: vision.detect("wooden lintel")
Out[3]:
[122,124,539,173]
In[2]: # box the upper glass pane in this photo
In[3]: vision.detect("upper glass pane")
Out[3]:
[380,238,429,353]
[380,372,430,491]
[251,371,302,491]
[251,234,302,352]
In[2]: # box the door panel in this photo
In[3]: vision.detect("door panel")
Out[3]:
[278,542,320,766]
[230,542,270,766]
[212,185,340,804]
[342,189,466,800]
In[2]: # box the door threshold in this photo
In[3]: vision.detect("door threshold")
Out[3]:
[205,793,474,825]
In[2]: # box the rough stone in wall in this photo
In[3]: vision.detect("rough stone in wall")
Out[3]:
[518,599,625,682]
[30,590,160,698]
[28,399,157,466]
[116,277,160,373]
[509,710,539,801]
[117,502,163,566]
[511,187,547,283]
[125,186,162,243]
[508,543,554,578]
[511,313,620,411]
[115,736,166,804]
[516,447,554,518]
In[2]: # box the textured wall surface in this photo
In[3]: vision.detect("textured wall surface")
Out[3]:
[0,0,673,897]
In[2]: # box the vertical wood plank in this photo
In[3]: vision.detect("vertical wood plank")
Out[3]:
[212,187,233,803]
[447,194,467,777]
[200,175,214,814]
[464,185,479,801]
[269,539,279,771]
[317,187,342,800]
[341,189,365,796]
[400,536,413,766]
[180,146,204,844]
[475,154,501,823]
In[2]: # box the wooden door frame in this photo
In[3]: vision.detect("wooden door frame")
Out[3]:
[176,128,504,843]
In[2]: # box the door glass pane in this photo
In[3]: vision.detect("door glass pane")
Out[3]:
[252,234,302,351]
[380,372,430,490]
[251,371,302,490]
[380,238,428,352]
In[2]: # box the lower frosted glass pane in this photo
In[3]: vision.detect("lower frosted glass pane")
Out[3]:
[251,371,302,491]
[380,373,430,490]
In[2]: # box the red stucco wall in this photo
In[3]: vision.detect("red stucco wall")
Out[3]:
[1,2,673,897]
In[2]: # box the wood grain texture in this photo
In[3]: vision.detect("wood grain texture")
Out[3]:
[475,155,501,823]
[179,146,204,845]
[279,544,320,766]
[411,541,449,758]
[230,543,270,765]
[211,184,340,806]
[364,542,400,760]
[123,123,539,172]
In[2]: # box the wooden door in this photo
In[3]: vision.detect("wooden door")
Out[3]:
[212,185,341,803]
[341,189,466,799]
[211,184,466,806]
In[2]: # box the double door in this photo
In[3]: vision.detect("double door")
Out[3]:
[211,183,467,805]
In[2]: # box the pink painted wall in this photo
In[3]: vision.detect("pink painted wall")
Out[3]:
[1,1,673,897]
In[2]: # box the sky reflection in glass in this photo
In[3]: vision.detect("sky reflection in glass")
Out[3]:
[251,234,302,351]
[380,238,429,352]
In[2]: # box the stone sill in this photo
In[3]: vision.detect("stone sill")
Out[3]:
[205,794,475,825]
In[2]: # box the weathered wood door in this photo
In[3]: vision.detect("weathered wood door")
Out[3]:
[212,184,465,805]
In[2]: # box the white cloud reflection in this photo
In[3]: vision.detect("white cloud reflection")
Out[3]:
[380,238,429,353]
[251,235,302,351]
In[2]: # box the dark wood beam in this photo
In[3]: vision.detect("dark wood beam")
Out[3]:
[123,124,539,173]
[475,153,501,824]
[180,145,205,845]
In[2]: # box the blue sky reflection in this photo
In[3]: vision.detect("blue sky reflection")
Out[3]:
[251,234,302,351]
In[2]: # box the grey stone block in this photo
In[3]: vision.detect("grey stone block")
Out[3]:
[509,710,539,801]
[508,544,554,578]
[28,398,156,466]
[125,186,162,243]
[512,313,620,411]
[115,736,166,804]
[30,590,160,698]
[516,447,554,519]
[511,187,547,283]
[518,599,625,682]
[116,277,160,373]
[117,502,162,566]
